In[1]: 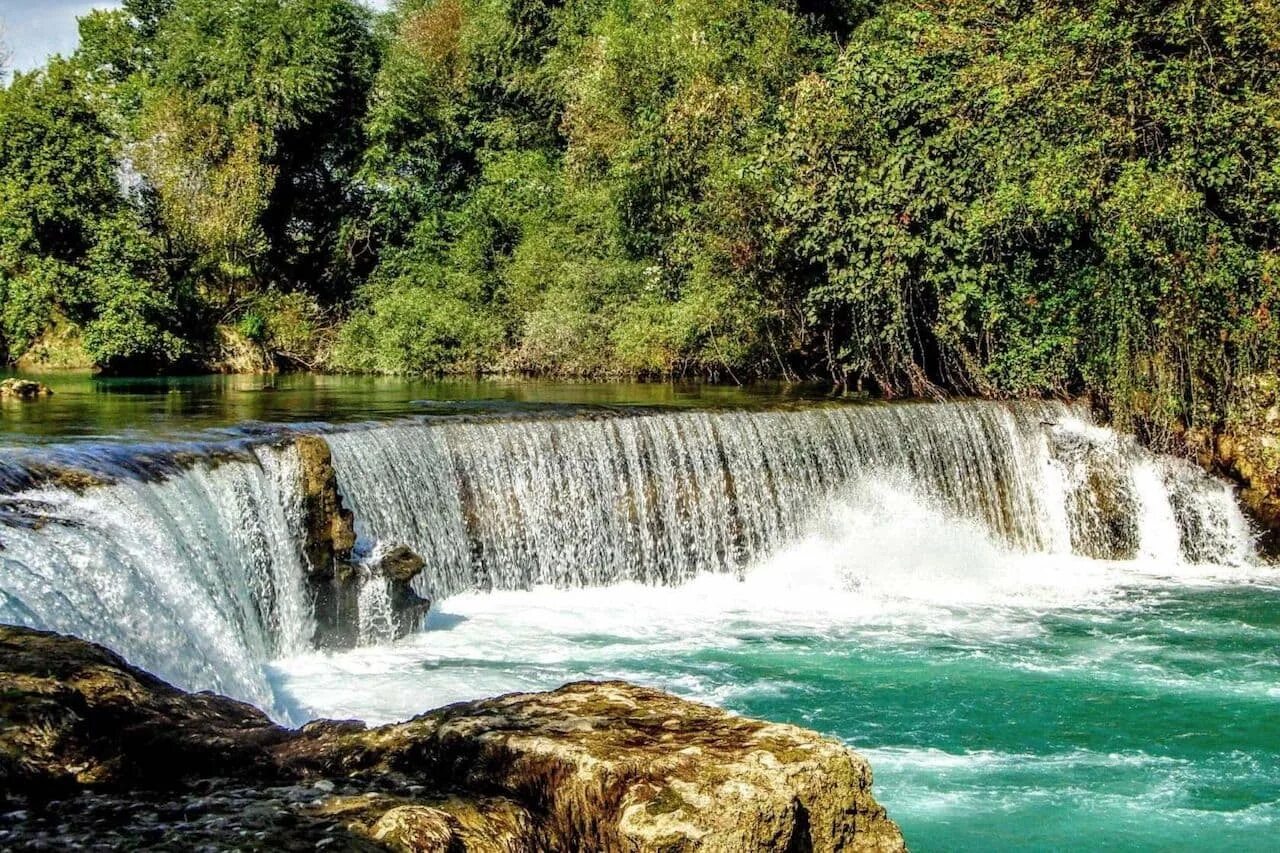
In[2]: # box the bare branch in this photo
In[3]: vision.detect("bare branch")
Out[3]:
[0,20,11,80]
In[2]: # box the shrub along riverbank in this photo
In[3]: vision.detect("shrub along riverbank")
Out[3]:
[2,0,1279,452]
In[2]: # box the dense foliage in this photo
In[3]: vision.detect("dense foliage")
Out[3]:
[2,0,1278,438]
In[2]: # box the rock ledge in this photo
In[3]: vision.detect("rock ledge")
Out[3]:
[0,626,904,852]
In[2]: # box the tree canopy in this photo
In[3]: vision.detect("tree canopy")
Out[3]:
[2,0,1278,441]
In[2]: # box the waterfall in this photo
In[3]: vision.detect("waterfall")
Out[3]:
[328,401,1255,599]
[0,399,1257,710]
[0,443,313,713]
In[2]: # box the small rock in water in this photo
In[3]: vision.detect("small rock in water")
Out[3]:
[375,544,426,583]
[0,378,53,401]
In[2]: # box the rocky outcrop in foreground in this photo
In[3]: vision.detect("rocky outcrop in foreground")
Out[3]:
[0,626,904,851]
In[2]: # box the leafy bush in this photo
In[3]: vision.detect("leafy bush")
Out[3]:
[332,278,502,374]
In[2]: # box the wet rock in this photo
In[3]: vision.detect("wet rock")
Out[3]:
[1200,374,1280,552]
[293,435,361,649]
[1070,466,1139,560]
[295,435,357,574]
[374,545,432,638]
[0,626,290,797]
[1049,428,1139,560]
[0,379,53,401]
[0,626,904,852]
[294,434,433,648]
[376,545,425,584]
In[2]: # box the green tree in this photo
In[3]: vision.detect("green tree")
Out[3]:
[135,0,378,302]
[0,60,185,370]
[761,0,1280,433]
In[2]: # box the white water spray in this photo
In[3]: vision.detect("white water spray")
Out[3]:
[0,400,1259,713]
[0,444,313,712]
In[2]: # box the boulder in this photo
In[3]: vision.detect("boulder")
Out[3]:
[0,626,905,852]
[0,379,53,401]
[294,434,434,648]
[375,544,433,638]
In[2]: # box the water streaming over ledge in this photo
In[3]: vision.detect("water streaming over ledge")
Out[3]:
[0,399,1258,712]
[0,443,313,711]
[327,400,1255,598]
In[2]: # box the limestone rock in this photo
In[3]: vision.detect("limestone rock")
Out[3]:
[0,379,53,401]
[1209,373,1280,552]
[0,626,905,852]
[371,805,461,852]
[295,434,357,572]
[297,681,907,852]
[375,544,432,638]
[377,544,426,584]
[295,434,360,648]
[0,626,289,796]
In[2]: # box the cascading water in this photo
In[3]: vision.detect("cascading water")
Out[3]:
[0,399,1258,714]
[328,400,1255,600]
[0,443,313,712]
[2,394,1271,851]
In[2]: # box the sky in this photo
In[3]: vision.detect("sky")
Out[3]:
[0,1,117,73]
[0,0,389,75]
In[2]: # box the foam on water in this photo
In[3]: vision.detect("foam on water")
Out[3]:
[267,474,1279,723]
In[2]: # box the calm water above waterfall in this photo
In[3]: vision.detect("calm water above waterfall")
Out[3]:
[1,376,1277,851]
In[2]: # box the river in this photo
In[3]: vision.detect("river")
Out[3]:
[1,373,1276,851]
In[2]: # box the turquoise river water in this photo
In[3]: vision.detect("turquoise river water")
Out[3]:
[271,523,1280,852]
[1,374,1277,851]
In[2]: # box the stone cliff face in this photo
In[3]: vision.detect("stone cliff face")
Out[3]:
[0,626,905,852]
